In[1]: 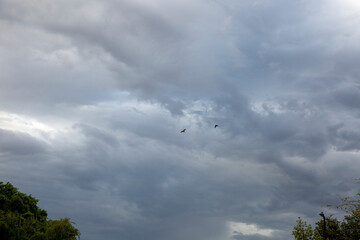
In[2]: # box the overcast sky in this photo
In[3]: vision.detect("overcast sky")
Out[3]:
[1,0,360,239]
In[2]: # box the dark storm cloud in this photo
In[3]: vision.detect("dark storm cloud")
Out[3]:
[0,128,47,155]
[232,233,287,240]
[327,123,360,151]
[1,0,360,240]
[73,123,118,147]
[333,86,360,110]
[0,0,232,114]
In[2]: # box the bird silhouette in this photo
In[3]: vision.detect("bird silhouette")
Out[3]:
[180,129,186,133]
[214,124,219,128]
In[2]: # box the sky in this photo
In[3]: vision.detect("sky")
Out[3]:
[1,0,360,239]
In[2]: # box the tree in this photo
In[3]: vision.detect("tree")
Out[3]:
[341,213,360,239]
[0,182,80,240]
[292,191,360,240]
[46,218,80,240]
[314,215,344,240]
[338,193,360,240]
[292,217,321,240]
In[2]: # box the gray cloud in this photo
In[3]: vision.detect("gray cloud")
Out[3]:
[327,123,360,151]
[333,86,360,110]
[0,128,48,155]
[1,0,360,240]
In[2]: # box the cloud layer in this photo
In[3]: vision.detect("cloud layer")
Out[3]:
[1,0,360,239]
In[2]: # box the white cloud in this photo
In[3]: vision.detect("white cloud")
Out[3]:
[0,111,55,140]
[228,221,278,237]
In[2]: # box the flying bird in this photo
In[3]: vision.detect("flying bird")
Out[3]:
[180,129,186,133]
[214,124,219,128]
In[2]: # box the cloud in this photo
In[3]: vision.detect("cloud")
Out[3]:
[333,86,360,111]
[0,128,48,155]
[1,0,360,240]
[229,221,278,237]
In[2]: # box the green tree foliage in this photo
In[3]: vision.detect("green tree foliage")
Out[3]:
[292,217,321,240]
[314,217,344,240]
[0,182,80,240]
[339,193,360,240]
[292,191,360,240]
[46,218,80,240]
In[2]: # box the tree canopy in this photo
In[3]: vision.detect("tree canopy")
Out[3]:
[0,182,80,240]
[292,191,360,240]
